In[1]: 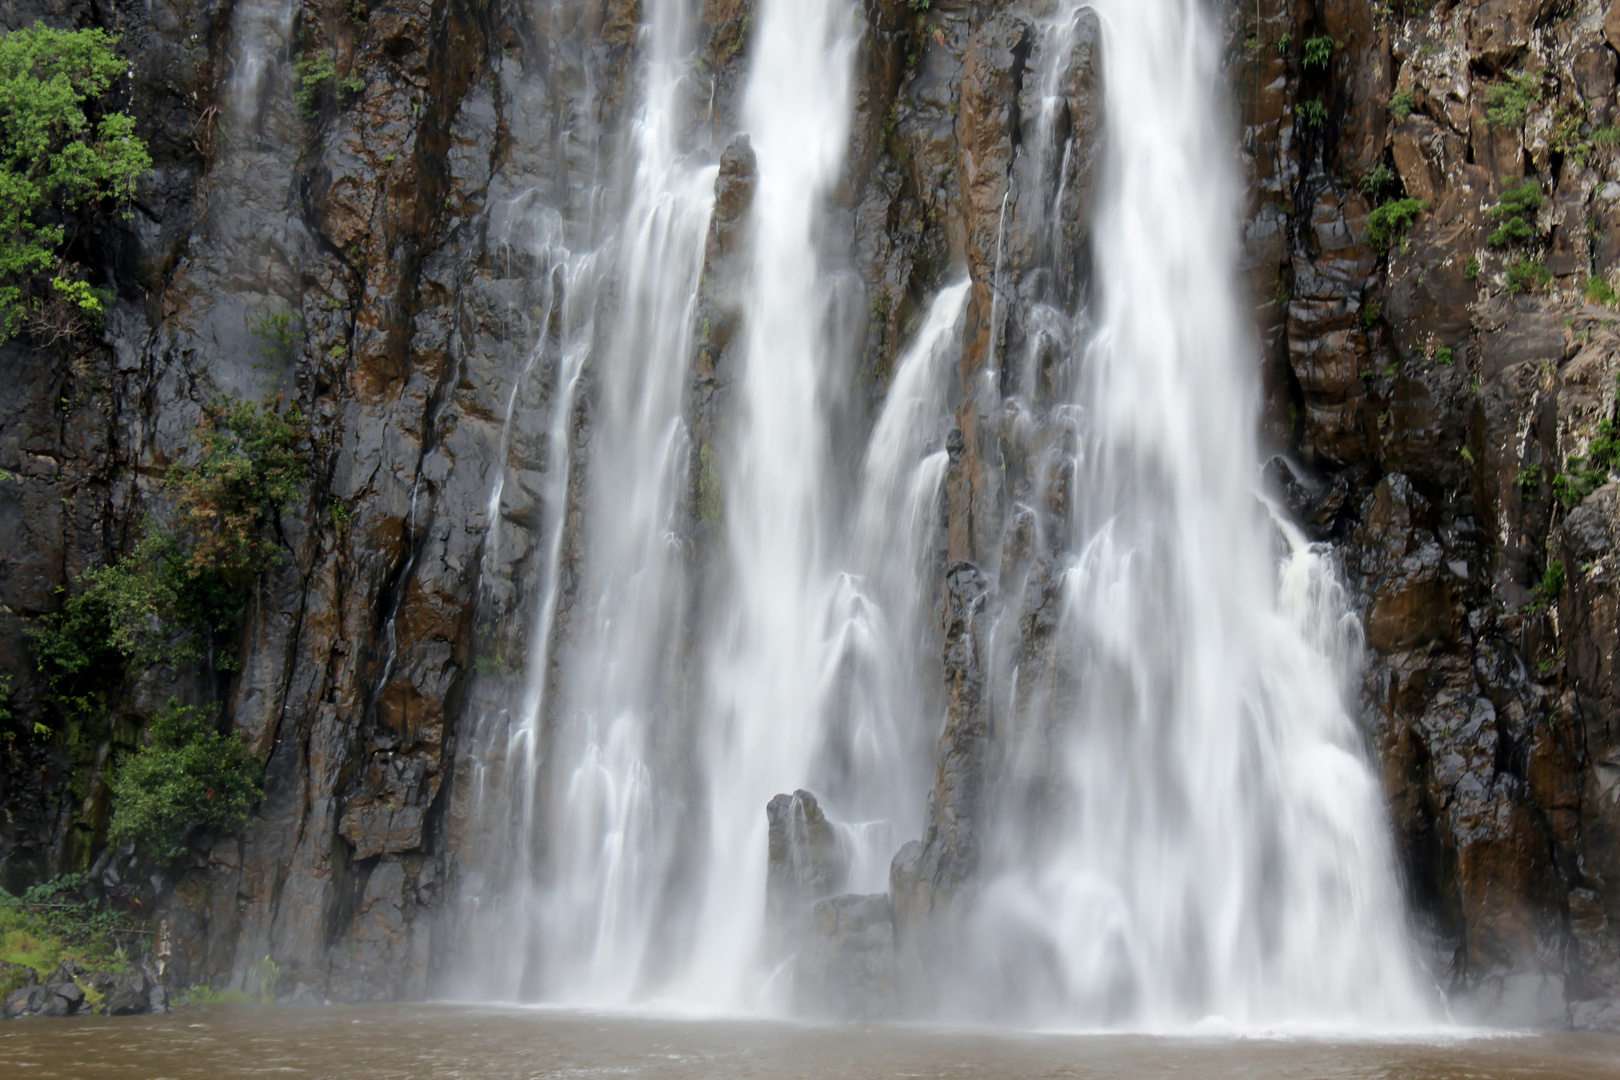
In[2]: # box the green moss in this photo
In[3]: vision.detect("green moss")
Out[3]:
[1435,346,1455,366]
[698,443,723,527]
[0,963,31,1001]
[1587,275,1619,308]
[182,985,253,1005]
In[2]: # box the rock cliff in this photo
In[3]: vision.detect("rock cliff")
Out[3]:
[2,0,1620,1028]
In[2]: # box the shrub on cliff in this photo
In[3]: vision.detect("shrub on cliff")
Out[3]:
[108,701,262,861]
[1366,197,1427,250]
[30,399,309,713]
[1488,180,1544,248]
[1486,70,1542,129]
[0,23,150,342]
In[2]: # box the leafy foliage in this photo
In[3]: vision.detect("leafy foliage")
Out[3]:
[1552,418,1620,506]
[1486,70,1542,129]
[0,874,136,976]
[1299,98,1328,129]
[292,50,365,118]
[247,308,296,358]
[1302,35,1335,70]
[29,400,309,711]
[0,23,150,341]
[171,399,308,588]
[1488,179,1543,247]
[1533,560,1566,608]
[1388,89,1416,119]
[1587,274,1620,308]
[1366,197,1427,250]
[1358,163,1396,196]
[1504,256,1551,295]
[108,700,262,861]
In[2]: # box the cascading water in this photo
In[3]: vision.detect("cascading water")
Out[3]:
[455,0,716,1003]
[676,0,862,1008]
[957,0,1431,1027]
[460,0,1431,1029]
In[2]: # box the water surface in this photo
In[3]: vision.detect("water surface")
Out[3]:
[1,1006,1616,1079]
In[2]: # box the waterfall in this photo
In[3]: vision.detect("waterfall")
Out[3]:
[678,0,863,1008]
[458,0,1430,1029]
[955,0,1430,1027]
[455,0,716,1002]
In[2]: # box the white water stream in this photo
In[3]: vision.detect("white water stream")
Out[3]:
[460,0,1429,1028]
[955,0,1429,1027]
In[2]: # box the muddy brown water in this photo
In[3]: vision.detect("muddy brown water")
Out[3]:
[0,1005,1616,1079]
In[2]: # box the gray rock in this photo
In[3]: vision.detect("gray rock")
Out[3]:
[765,790,848,932]
[4,984,44,1019]
[48,980,85,1014]
[101,971,152,1016]
[798,893,897,1020]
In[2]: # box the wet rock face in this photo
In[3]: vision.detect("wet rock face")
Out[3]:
[766,789,849,928]
[1226,0,1620,1028]
[799,893,897,1020]
[765,793,897,1020]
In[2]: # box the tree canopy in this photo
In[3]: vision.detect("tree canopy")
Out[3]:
[0,22,150,340]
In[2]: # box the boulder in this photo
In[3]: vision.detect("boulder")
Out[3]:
[46,980,85,1015]
[4,984,44,1019]
[100,970,153,1016]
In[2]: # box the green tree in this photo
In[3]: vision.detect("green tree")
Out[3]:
[0,23,150,340]
[108,700,262,861]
